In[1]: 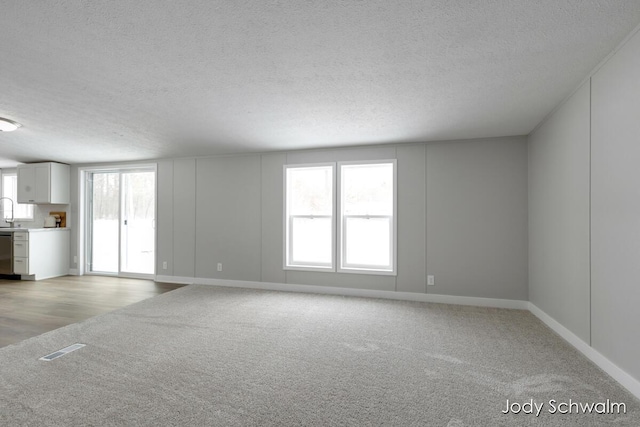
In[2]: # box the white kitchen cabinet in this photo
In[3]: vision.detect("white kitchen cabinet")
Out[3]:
[12,229,70,280]
[17,162,70,204]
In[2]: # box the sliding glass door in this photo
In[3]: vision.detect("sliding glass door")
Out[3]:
[120,171,155,274]
[86,168,155,277]
[89,172,119,273]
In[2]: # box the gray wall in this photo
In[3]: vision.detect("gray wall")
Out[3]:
[396,144,427,293]
[591,28,640,381]
[260,153,287,284]
[172,159,196,277]
[528,81,591,343]
[151,137,528,300]
[68,138,527,300]
[528,27,640,383]
[427,138,528,300]
[156,160,174,276]
[195,156,262,281]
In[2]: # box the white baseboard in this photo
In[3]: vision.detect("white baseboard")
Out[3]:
[68,269,79,276]
[529,302,640,401]
[155,275,195,285]
[192,277,529,310]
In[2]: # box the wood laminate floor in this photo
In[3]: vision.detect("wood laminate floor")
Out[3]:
[0,275,185,348]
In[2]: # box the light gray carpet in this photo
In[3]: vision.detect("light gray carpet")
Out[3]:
[0,285,638,426]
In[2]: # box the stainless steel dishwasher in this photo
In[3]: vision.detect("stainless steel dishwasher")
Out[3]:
[0,232,13,274]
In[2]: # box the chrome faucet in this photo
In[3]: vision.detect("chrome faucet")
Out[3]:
[0,197,14,225]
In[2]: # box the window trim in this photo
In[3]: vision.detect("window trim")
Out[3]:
[283,159,397,276]
[337,160,397,276]
[283,163,336,272]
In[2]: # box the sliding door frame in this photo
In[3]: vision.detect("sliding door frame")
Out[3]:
[78,163,157,279]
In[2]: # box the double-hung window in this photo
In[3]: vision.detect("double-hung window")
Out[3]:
[284,164,335,270]
[284,160,396,275]
[338,161,395,273]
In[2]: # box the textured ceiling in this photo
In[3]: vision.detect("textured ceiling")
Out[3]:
[1,1,640,167]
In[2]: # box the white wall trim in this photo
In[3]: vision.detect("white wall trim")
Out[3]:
[68,268,79,276]
[191,277,529,309]
[155,275,195,285]
[529,302,640,401]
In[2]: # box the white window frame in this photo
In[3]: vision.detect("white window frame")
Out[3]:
[283,163,336,272]
[1,170,35,222]
[77,163,157,278]
[283,160,397,276]
[337,160,397,275]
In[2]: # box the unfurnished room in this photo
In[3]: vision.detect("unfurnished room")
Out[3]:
[1,1,640,426]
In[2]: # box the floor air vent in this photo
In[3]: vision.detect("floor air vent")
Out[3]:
[39,344,86,361]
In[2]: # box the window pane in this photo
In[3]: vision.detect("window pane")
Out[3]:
[286,165,334,269]
[291,217,332,265]
[2,175,13,200]
[91,173,119,273]
[344,217,391,268]
[121,171,155,275]
[342,163,393,215]
[15,203,34,220]
[287,166,333,216]
[2,176,13,220]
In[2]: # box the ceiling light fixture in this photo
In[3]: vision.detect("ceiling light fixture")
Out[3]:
[0,118,22,132]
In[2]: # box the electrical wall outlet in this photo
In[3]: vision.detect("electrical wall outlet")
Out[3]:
[217,263,223,272]
[427,275,435,286]
[162,261,168,270]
